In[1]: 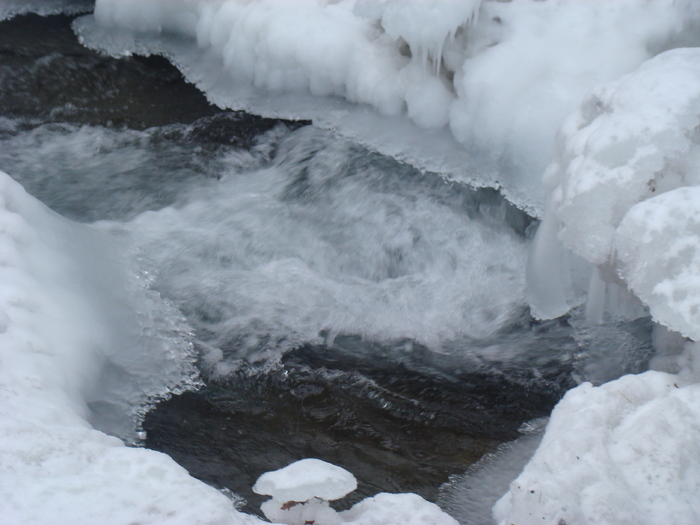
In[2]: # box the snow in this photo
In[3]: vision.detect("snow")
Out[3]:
[0,170,259,525]
[253,458,357,502]
[494,371,700,525]
[527,48,700,327]
[75,0,700,214]
[617,187,700,341]
[253,459,458,525]
[341,493,459,525]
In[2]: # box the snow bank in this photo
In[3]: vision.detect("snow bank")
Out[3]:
[75,0,698,213]
[494,370,700,524]
[0,0,93,21]
[527,48,700,333]
[0,170,259,525]
[512,45,700,525]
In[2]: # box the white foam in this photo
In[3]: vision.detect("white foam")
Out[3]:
[122,126,528,369]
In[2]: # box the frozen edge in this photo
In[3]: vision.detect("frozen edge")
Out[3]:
[71,14,543,219]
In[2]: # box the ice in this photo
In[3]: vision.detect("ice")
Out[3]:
[439,420,546,524]
[616,187,700,341]
[353,0,481,74]
[527,48,700,324]
[494,371,700,525]
[0,170,263,524]
[74,0,700,214]
[0,0,93,22]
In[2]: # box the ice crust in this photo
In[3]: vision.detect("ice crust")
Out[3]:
[494,370,700,525]
[0,0,93,21]
[75,0,698,214]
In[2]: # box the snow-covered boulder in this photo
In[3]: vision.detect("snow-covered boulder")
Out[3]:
[528,47,700,327]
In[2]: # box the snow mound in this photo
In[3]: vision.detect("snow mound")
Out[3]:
[253,458,357,503]
[616,187,700,341]
[0,170,257,525]
[528,48,700,324]
[341,493,459,525]
[494,371,700,525]
[75,0,698,214]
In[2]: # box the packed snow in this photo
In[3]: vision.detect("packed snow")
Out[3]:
[74,0,700,213]
[0,170,256,525]
[494,369,700,525]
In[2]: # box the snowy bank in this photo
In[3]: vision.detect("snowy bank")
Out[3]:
[0,170,259,525]
[74,0,700,214]
[494,368,700,525]
[505,46,700,525]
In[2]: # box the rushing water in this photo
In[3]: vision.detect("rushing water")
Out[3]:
[0,12,654,522]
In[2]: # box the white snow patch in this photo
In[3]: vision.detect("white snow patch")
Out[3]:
[494,371,700,525]
[0,170,260,525]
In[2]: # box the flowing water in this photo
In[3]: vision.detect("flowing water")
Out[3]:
[0,12,654,521]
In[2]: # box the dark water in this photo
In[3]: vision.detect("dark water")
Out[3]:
[0,11,653,522]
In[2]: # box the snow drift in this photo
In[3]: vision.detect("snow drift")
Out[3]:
[0,170,259,525]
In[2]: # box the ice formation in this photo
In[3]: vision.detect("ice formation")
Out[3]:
[509,44,700,525]
[0,170,259,525]
[253,459,458,525]
[527,48,700,335]
[74,0,699,213]
[0,0,93,21]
